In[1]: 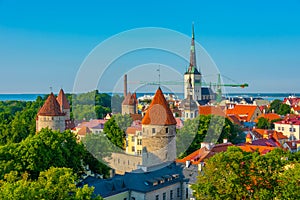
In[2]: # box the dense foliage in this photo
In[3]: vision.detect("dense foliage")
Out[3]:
[192,147,300,199]
[103,114,132,149]
[0,167,102,200]
[269,99,291,115]
[176,115,243,158]
[71,91,112,120]
[0,97,45,145]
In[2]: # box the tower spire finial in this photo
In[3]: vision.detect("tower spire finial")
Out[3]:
[189,23,196,69]
[192,22,195,39]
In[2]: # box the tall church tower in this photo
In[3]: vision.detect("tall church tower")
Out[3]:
[141,87,177,167]
[181,76,199,120]
[184,24,202,101]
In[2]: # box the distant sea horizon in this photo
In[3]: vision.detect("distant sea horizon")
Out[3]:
[0,93,299,102]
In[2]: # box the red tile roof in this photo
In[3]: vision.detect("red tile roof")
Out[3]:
[227,114,242,126]
[274,116,300,125]
[254,113,281,123]
[37,93,65,116]
[142,87,177,125]
[56,89,70,109]
[198,106,225,117]
[130,113,142,121]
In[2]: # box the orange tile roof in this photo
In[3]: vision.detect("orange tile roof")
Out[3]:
[176,143,233,165]
[238,145,275,155]
[122,92,135,105]
[254,113,281,123]
[272,131,288,140]
[37,93,65,116]
[142,87,176,125]
[198,106,225,117]
[126,126,142,135]
[77,126,92,136]
[226,105,259,122]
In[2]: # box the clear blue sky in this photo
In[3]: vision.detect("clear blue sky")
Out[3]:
[0,0,300,93]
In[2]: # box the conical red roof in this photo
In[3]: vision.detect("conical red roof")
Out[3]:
[122,92,135,105]
[38,93,65,116]
[142,88,176,125]
[56,89,70,109]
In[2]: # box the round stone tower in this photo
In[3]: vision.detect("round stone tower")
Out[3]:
[36,93,66,132]
[141,87,177,167]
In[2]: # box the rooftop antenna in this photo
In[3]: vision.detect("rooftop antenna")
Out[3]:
[157,65,161,86]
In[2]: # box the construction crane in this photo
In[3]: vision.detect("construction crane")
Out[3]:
[129,74,248,102]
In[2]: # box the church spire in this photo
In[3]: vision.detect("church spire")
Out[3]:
[187,23,200,75]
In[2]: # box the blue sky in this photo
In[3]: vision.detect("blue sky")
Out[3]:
[0,0,300,93]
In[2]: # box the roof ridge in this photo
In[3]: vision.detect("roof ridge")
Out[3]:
[57,89,70,109]
[38,93,65,116]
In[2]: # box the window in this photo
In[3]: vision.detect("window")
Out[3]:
[186,188,188,199]
[293,128,296,132]
[177,187,180,197]
[290,128,293,132]
[278,127,281,131]
[282,127,284,131]
[137,139,142,145]
[191,113,194,118]
[131,136,135,142]
[186,113,188,118]
[155,195,159,200]
[163,192,166,200]
[152,128,156,134]
[137,150,142,155]
[166,127,169,134]
[131,146,135,152]
[170,190,173,199]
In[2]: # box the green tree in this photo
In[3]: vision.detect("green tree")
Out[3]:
[177,115,241,158]
[269,99,282,113]
[103,114,132,149]
[192,147,294,199]
[256,117,271,129]
[0,129,85,179]
[111,94,124,113]
[278,104,291,115]
[0,167,103,200]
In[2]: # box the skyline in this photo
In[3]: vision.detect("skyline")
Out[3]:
[1,1,300,93]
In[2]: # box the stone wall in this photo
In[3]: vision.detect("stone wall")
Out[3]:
[142,124,176,166]
[36,115,65,132]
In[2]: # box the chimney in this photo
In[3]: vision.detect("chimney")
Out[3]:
[110,169,115,178]
[186,160,191,168]
[223,138,228,144]
[201,142,212,150]
[124,74,127,97]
